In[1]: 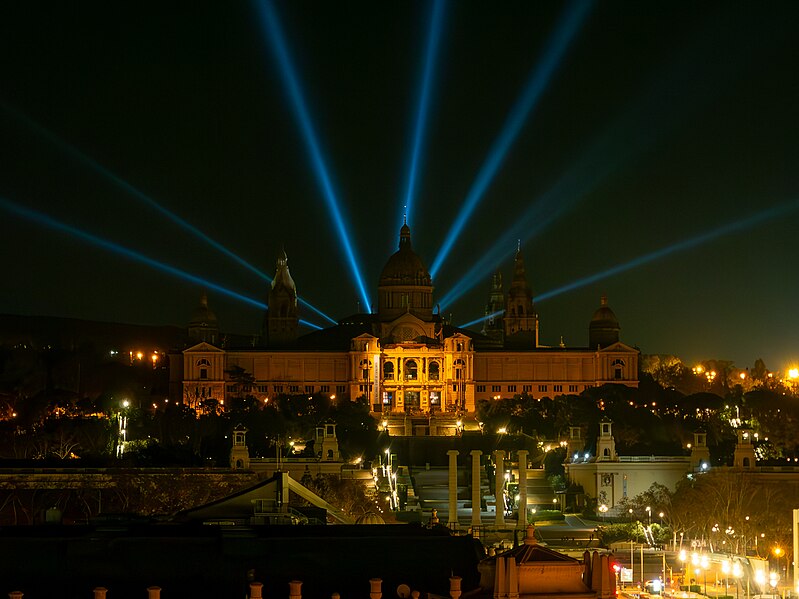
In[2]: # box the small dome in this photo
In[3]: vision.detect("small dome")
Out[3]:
[379,224,431,287]
[589,296,619,329]
[588,296,620,349]
[189,292,217,328]
[355,512,386,525]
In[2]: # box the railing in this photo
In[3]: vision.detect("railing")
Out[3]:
[618,456,691,462]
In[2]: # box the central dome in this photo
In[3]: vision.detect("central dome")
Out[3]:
[377,224,433,323]
[379,223,431,287]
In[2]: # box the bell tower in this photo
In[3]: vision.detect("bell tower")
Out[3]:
[504,245,538,345]
[481,271,505,344]
[264,247,299,347]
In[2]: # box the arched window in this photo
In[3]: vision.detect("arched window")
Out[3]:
[429,361,440,381]
[611,359,625,380]
[405,360,418,381]
[197,358,211,380]
[383,362,395,380]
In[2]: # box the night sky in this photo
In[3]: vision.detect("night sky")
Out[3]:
[1,1,798,369]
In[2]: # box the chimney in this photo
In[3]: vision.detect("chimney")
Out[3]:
[450,576,462,599]
[289,581,303,599]
[370,578,383,599]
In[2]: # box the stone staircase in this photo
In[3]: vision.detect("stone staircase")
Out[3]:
[410,465,557,525]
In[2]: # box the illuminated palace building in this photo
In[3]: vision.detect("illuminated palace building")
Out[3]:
[170,225,638,434]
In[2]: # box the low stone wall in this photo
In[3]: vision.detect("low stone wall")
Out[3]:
[0,468,260,524]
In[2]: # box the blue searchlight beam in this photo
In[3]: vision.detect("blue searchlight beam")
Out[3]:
[535,198,799,303]
[429,0,593,279]
[1,102,337,327]
[0,196,324,330]
[253,0,372,313]
[459,309,505,330]
[438,7,765,312]
[400,0,446,231]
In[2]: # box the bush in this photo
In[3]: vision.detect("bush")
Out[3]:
[530,509,564,523]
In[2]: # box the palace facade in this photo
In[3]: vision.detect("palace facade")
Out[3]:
[169,224,638,432]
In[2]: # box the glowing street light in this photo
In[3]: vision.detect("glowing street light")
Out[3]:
[732,562,742,599]
[599,504,608,522]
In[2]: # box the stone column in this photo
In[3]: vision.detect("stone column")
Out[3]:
[494,450,506,527]
[517,450,528,528]
[447,450,459,527]
[470,450,482,527]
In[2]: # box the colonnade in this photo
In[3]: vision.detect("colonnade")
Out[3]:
[445,449,529,528]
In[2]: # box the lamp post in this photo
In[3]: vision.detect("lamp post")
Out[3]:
[646,506,652,526]
[679,551,687,589]
[723,560,730,598]
[696,568,707,597]
[599,504,608,523]
[701,555,710,596]
[773,547,784,581]
[733,562,742,599]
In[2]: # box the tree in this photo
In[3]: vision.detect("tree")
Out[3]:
[641,354,688,389]
[669,469,795,557]
[225,365,255,400]
[299,474,378,519]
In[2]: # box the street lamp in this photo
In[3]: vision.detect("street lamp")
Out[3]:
[722,560,730,598]
[599,504,608,522]
[732,561,742,599]
[772,547,784,582]
[679,551,688,589]
[646,506,651,526]
[700,555,709,596]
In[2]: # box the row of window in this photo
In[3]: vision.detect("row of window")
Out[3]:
[224,384,345,395]
[476,384,588,394]
[360,359,465,381]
